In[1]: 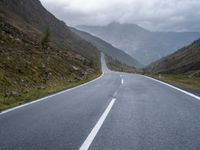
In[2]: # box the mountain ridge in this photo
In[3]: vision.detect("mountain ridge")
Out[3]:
[0,0,100,62]
[71,27,142,68]
[0,0,101,110]
[77,22,200,66]
[145,39,200,76]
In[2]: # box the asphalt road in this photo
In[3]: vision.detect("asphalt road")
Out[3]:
[1,56,200,150]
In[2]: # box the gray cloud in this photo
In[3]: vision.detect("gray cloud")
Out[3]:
[40,0,200,32]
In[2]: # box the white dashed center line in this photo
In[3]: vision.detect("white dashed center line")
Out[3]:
[121,78,124,84]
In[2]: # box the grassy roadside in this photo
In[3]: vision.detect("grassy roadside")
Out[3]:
[146,74,200,92]
[105,55,136,73]
[104,54,200,95]
[0,73,101,111]
[0,17,102,112]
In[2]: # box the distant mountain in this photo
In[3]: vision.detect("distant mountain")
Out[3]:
[78,22,200,66]
[145,39,200,76]
[71,27,142,68]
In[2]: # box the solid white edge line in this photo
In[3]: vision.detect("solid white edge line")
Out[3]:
[79,98,116,150]
[143,75,200,100]
[0,72,104,115]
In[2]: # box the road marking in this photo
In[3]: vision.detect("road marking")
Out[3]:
[79,98,116,150]
[121,78,124,84]
[0,73,104,115]
[144,76,200,100]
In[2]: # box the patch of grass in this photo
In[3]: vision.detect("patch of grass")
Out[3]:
[148,74,200,90]
[0,73,101,111]
[0,17,101,111]
[105,55,136,73]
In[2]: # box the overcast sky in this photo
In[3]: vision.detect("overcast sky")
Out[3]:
[40,0,200,32]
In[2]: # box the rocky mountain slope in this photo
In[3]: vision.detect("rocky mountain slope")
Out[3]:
[0,0,100,61]
[105,55,136,73]
[78,22,200,66]
[71,27,142,68]
[0,0,101,110]
[145,39,200,76]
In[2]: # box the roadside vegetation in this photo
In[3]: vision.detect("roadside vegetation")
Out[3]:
[144,38,200,94]
[0,74,100,111]
[0,17,101,111]
[105,55,136,73]
[146,74,200,94]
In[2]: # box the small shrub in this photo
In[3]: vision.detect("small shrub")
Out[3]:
[41,28,51,49]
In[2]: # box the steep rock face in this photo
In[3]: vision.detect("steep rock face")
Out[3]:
[78,22,200,66]
[0,0,100,62]
[146,39,200,76]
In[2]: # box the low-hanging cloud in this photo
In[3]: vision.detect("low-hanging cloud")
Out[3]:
[40,0,200,32]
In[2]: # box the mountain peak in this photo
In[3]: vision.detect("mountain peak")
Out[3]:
[106,22,148,31]
[77,21,200,66]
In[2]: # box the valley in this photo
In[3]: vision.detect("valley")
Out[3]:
[78,22,200,66]
[1,1,200,150]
